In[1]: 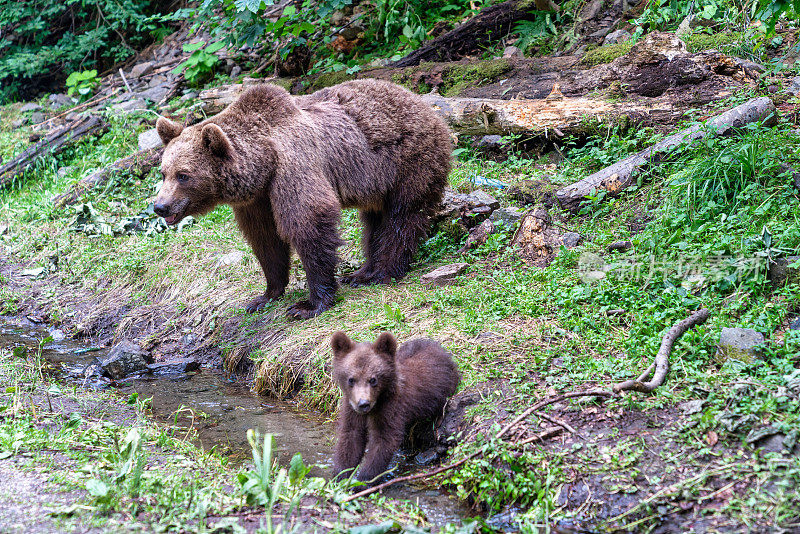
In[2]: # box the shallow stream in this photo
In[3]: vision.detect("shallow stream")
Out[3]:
[0,317,469,526]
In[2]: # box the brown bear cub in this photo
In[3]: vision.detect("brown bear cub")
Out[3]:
[331,331,460,483]
[153,80,453,319]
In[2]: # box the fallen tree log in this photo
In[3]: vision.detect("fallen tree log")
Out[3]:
[393,0,557,68]
[556,96,777,212]
[53,147,163,208]
[0,115,107,190]
[200,82,644,137]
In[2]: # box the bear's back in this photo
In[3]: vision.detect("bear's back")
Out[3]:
[395,338,460,421]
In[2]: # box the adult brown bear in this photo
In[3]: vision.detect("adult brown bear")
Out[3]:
[154,80,452,319]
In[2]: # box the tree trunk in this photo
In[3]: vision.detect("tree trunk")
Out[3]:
[555,96,777,212]
[393,0,554,68]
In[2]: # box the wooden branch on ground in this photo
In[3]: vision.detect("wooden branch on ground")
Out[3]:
[53,147,164,208]
[393,0,557,68]
[613,309,710,393]
[556,97,777,212]
[0,116,108,190]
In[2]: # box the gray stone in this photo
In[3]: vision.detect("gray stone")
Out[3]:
[367,58,390,68]
[458,219,496,253]
[608,240,633,252]
[111,99,148,113]
[769,256,800,286]
[28,112,45,125]
[470,190,500,210]
[733,57,766,74]
[130,61,155,78]
[787,76,800,96]
[180,91,199,101]
[603,29,631,45]
[490,207,524,226]
[502,46,523,58]
[96,340,151,380]
[746,427,785,453]
[680,399,706,415]
[19,103,42,112]
[48,93,73,108]
[138,128,164,151]
[147,358,200,375]
[561,232,582,248]
[414,448,439,466]
[477,135,503,148]
[339,25,364,41]
[421,263,469,285]
[215,250,245,267]
[148,75,167,88]
[11,119,23,129]
[435,188,501,235]
[717,327,765,363]
[56,166,73,178]
[137,85,170,103]
[790,317,800,330]
[230,65,242,78]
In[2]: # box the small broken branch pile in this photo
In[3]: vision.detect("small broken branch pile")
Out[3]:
[53,147,164,208]
[0,116,107,190]
[342,309,709,502]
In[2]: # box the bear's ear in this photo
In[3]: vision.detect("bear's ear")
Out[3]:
[331,331,354,360]
[373,332,397,359]
[201,123,232,158]
[156,117,183,145]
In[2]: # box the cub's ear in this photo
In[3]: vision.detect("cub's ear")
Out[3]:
[156,117,183,145]
[374,332,397,358]
[201,123,232,158]
[331,331,354,360]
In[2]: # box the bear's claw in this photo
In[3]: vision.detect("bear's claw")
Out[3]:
[287,300,329,320]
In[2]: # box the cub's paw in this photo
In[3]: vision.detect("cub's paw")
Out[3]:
[286,300,329,320]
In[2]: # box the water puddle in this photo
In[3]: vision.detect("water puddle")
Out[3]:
[0,317,469,525]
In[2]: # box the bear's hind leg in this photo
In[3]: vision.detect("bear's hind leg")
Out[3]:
[342,209,382,287]
[368,203,432,284]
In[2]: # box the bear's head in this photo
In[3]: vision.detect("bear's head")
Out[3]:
[152,118,237,225]
[331,331,397,414]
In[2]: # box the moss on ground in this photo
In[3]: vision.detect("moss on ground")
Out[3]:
[580,41,633,66]
[441,58,513,96]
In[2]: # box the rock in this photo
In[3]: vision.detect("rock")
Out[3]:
[421,263,469,285]
[19,102,42,112]
[230,65,242,78]
[11,119,24,129]
[603,29,631,45]
[111,99,148,113]
[458,219,496,253]
[48,328,65,342]
[434,189,500,235]
[215,250,245,267]
[489,207,524,226]
[608,240,633,252]
[746,427,786,453]
[147,358,200,375]
[561,232,582,249]
[507,179,557,208]
[137,86,170,103]
[48,93,73,108]
[181,91,199,101]
[788,76,800,96]
[138,128,164,151]
[56,166,73,178]
[28,112,45,125]
[502,46,523,58]
[148,75,168,88]
[790,317,800,330]
[680,399,705,415]
[414,448,439,466]
[717,327,765,363]
[130,62,155,78]
[733,57,765,75]
[512,208,566,267]
[96,340,151,380]
[769,256,800,286]
[339,24,364,41]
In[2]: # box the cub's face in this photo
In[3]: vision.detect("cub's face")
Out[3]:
[153,117,232,225]
[331,331,397,414]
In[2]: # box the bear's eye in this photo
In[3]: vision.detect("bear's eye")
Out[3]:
[368,377,377,387]
[347,377,355,387]
[176,173,190,183]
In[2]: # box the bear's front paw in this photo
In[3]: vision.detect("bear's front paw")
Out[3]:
[286,300,329,320]
[341,267,373,287]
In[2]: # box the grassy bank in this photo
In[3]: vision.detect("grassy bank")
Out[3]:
[2,69,800,529]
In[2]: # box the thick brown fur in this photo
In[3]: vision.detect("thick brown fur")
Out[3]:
[330,331,460,482]
[153,80,453,319]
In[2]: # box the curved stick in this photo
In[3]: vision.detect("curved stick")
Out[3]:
[613,309,710,394]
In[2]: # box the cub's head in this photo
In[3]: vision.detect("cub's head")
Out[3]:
[153,117,234,225]
[331,331,397,414]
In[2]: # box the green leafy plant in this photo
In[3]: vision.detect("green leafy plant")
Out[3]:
[173,40,225,86]
[66,69,99,100]
[512,12,560,54]
[237,430,287,533]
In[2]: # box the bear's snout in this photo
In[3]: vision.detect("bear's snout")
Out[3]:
[153,202,171,218]
[350,398,372,414]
